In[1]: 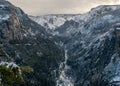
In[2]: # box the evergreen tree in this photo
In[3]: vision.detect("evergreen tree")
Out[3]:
[0,64,33,86]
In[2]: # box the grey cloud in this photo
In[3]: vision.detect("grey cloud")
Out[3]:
[7,0,120,15]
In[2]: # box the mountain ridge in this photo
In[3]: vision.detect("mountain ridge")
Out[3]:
[30,5,120,86]
[1,0,120,85]
[0,0,64,86]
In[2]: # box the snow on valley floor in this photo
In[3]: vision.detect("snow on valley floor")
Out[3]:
[56,49,74,86]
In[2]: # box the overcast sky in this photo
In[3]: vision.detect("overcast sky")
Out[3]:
[7,0,120,16]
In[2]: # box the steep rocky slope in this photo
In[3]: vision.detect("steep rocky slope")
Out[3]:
[0,0,64,86]
[2,0,120,85]
[29,14,80,30]
[31,5,120,86]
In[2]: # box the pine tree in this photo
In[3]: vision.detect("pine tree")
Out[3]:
[0,65,33,86]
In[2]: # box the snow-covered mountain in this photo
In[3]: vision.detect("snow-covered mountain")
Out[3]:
[30,5,120,37]
[2,0,120,85]
[30,5,120,30]
[29,14,80,30]
[30,5,120,86]
[0,0,64,86]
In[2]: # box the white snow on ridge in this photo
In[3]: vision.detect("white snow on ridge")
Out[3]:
[29,15,78,30]
[0,15,10,21]
[0,61,19,69]
[0,5,8,10]
[112,76,120,82]
[29,5,120,31]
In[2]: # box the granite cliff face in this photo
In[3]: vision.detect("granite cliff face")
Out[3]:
[0,0,64,86]
[0,1,23,42]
